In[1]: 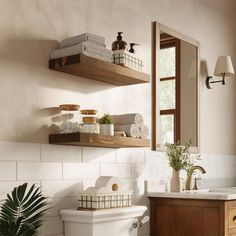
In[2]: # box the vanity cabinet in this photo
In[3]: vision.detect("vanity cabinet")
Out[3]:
[149,197,236,236]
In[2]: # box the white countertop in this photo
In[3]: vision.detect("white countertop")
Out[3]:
[147,187,236,200]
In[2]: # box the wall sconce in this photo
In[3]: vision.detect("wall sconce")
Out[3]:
[206,56,235,89]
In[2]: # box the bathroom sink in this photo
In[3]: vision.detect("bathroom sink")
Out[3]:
[184,189,210,193]
[147,187,236,200]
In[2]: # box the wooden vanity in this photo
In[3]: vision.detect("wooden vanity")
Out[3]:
[149,192,236,236]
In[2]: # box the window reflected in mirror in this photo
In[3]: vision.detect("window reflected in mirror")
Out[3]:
[158,32,198,147]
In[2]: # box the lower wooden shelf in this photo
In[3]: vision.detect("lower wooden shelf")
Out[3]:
[49,133,150,148]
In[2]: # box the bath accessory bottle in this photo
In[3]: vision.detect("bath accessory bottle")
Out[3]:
[129,43,140,54]
[112,32,127,51]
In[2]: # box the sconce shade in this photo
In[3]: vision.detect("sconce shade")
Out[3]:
[214,56,235,77]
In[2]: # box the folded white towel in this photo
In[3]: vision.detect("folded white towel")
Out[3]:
[111,113,144,128]
[140,124,149,139]
[60,33,105,48]
[81,51,112,62]
[114,124,140,138]
[51,41,112,59]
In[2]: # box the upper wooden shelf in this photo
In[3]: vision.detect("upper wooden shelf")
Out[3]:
[49,132,150,148]
[49,54,150,86]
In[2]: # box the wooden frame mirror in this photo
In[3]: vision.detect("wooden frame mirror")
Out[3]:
[151,22,200,152]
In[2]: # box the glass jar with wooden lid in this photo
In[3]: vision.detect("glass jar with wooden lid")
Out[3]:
[59,104,80,133]
[80,109,100,134]
[80,109,98,124]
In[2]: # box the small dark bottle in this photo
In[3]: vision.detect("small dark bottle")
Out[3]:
[129,43,140,54]
[112,32,127,51]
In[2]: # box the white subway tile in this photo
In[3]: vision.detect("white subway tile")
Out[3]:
[17,162,62,180]
[226,177,236,187]
[46,197,79,217]
[201,178,227,188]
[120,178,133,191]
[101,163,131,178]
[117,148,144,164]
[82,179,97,191]
[41,180,82,198]
[0,162,16,180]
[194,153,209,166]
[0,142,40,161]
[224,155,236,165]
[40,216,63,236]
[203,165,217,178]
[63,163,100,179]
[208,154,225,165]
[41,144,82,162]
[0,181,40,196]
[144,150,162,164]
[216,165,236,178]
[133,178,146,193]
[132,163,158,179]
[82,147,116,163]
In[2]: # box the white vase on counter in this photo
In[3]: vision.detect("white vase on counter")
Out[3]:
[100,124,114,136]
[170,169,182,192]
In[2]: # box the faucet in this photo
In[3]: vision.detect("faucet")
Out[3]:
[185,165,206,190]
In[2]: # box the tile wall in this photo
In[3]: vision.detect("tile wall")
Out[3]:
[0,141,236,235]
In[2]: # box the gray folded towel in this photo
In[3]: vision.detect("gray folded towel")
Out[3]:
[50,41,112,60]
[140,125,149,138]
[114,124,140,138]
[111,113,144,128]
[60,33,105,48]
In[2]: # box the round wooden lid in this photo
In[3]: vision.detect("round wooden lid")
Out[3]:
[59,104,80,111]
[80,109,97,115]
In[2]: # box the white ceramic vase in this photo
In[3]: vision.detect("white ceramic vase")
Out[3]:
[170,169,182,192]
[100,124,114,136]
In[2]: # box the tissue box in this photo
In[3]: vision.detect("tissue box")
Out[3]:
[112,50,144,71]
[78,191,132,209]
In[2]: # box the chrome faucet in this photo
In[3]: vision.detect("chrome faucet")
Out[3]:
[185,165,206,190]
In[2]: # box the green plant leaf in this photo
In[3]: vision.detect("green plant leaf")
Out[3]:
[0,183,49,236]
[100,113,114,124]
[165,140,200,172]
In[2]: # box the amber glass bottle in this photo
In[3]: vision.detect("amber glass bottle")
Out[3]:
[112,32,127,51]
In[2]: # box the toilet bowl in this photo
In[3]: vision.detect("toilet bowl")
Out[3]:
[60,205,147,236]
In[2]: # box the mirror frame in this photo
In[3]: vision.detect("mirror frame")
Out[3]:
[151,21,200,152]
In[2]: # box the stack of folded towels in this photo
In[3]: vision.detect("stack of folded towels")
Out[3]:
[50,33,112,62]
[111,113,149,139]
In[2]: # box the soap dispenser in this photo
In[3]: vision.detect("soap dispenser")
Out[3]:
[112,32,127,51]
[129,43,140,54]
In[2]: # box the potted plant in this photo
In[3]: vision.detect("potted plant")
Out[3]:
[165,141,200,192]
[0,183,49,236]
[99,113,114,136]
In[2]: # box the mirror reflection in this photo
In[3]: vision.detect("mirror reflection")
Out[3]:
[158,31,198,147]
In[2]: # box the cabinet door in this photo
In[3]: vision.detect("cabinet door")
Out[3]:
[150,198,225,236]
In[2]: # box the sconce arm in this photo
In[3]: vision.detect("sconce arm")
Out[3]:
[206,76,225,89]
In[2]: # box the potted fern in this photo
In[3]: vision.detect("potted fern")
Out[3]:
[0,183,49,236]
[99,113,114,136]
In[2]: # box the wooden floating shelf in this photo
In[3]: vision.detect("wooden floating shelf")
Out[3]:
[49,133,150,148]
[49,54,150,86]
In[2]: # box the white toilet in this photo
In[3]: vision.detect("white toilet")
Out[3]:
[60,205,147,236]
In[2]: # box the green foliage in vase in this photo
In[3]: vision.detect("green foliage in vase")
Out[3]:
[100,114,114,124]
[0,183,49,236]
[165,140,200,173]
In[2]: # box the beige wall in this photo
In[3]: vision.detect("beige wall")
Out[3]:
[0,0,235,154]
[0,1,235,235]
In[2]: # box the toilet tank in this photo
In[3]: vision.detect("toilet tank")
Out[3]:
[60,205,147,236]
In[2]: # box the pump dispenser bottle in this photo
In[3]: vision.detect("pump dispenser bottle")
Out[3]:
[112,32,127,51]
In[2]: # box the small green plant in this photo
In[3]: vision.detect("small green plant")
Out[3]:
[0,183,49,236]
[165,140,200,173]
[100,113,114,124]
